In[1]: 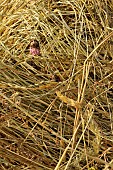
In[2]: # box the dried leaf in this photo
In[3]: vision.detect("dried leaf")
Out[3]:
[38,82,58,90]
[56,91,81,109]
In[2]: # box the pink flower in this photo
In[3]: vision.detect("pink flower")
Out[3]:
[30,47,40,56]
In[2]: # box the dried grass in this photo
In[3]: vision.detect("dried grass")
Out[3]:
[0,0,113,169]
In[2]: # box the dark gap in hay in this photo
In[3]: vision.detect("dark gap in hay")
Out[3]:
[107,88,113,98]
[8,58,17,65]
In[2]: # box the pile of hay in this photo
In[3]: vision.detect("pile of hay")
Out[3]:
[1,0,113,169]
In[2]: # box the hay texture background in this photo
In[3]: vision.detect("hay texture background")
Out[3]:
[1,0,113,169]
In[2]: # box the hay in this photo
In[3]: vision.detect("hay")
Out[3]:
[0,0,113,169]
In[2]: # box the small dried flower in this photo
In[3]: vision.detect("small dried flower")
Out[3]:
[29,40,40,56]
[30,47,40,55]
